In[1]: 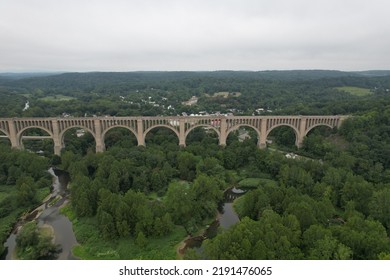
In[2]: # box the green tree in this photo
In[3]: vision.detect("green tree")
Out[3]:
[97,209,117,240]
[150,169,168,193]
[286,201,317,231]
[70,175,94,217]
[236,188,270,220]
[164,182,196,228]
[191,174,223,219]
[161,213,174,235]
[332,215,390,259]
[16,176,37,207]
[16,221,61,260]
[135,231,148,248]
[115,200,131,238]
[307,235,352,260]
[369,187,390,230]
[16,222,39,250]
[341,174,373,215]
[177,151,199,181]
[196,157,224,177]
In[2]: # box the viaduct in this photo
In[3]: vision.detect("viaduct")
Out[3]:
[0,115,348,155]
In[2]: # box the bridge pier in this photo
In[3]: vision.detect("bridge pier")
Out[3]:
[258,142,266,149]
[296,118,306,148]
[259,119,267,149]
[94,119,105,153]
[51,120,62,156]
[137,119,145,146]
[219,118,227,146]
[7,120,20,150]
[179,119,186,147]
[54,145,62,156]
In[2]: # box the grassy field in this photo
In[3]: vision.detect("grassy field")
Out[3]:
[335,86,372,96]
[61,204,187,260]
[39,95,76,102]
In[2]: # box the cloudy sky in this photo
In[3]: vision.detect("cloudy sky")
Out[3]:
[1,0,389,72]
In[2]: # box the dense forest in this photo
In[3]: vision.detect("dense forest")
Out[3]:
[1,71,390,259]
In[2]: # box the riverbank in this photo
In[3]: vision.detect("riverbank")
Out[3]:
[2,168,77,260]
[1,187,51,260]
[176,187,244,258]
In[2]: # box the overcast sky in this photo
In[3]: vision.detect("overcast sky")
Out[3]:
[1,0,389,72]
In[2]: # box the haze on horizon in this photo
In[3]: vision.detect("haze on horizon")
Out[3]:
[1,0,390,72]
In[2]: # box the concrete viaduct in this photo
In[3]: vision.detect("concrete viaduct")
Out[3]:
[0,115,348,155]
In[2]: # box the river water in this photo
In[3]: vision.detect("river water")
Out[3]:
[219,203,240,229]
[2,168,78,260]
[180,187,245,254]
[218,187,245,229]
[3,172,245,259]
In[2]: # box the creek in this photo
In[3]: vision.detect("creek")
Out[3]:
[179,187,246,254]
[2,168,78,260]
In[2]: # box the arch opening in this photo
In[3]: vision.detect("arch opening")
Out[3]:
[19,127,54,155]
[103,127,138,150]
[266,125,298,151]
[185,126,220,146]
[62,127,96,155]
[226,125,260,147]
[302,125,338,158]
[305,124,335,137]
[144,126,179,147]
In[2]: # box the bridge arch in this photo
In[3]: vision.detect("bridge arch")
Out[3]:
[59,125,96,144]
[144,125,180,144]
[266,124,300,147]
[102,125,138,142]
[226,124,261,146]
[304,123,334,137]
[16,126,53,141]
[16,126,54,149]
[185,124,220,145]
[59,126,97,155]
[16,126,54,153]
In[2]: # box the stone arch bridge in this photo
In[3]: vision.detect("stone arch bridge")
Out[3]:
[0,115,348,155]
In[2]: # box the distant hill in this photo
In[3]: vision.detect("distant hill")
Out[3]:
[0,72,62,80]
[352,70,390,77]
[1,70,389,90]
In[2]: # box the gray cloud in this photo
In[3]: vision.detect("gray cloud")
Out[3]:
[1,0,389,71]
